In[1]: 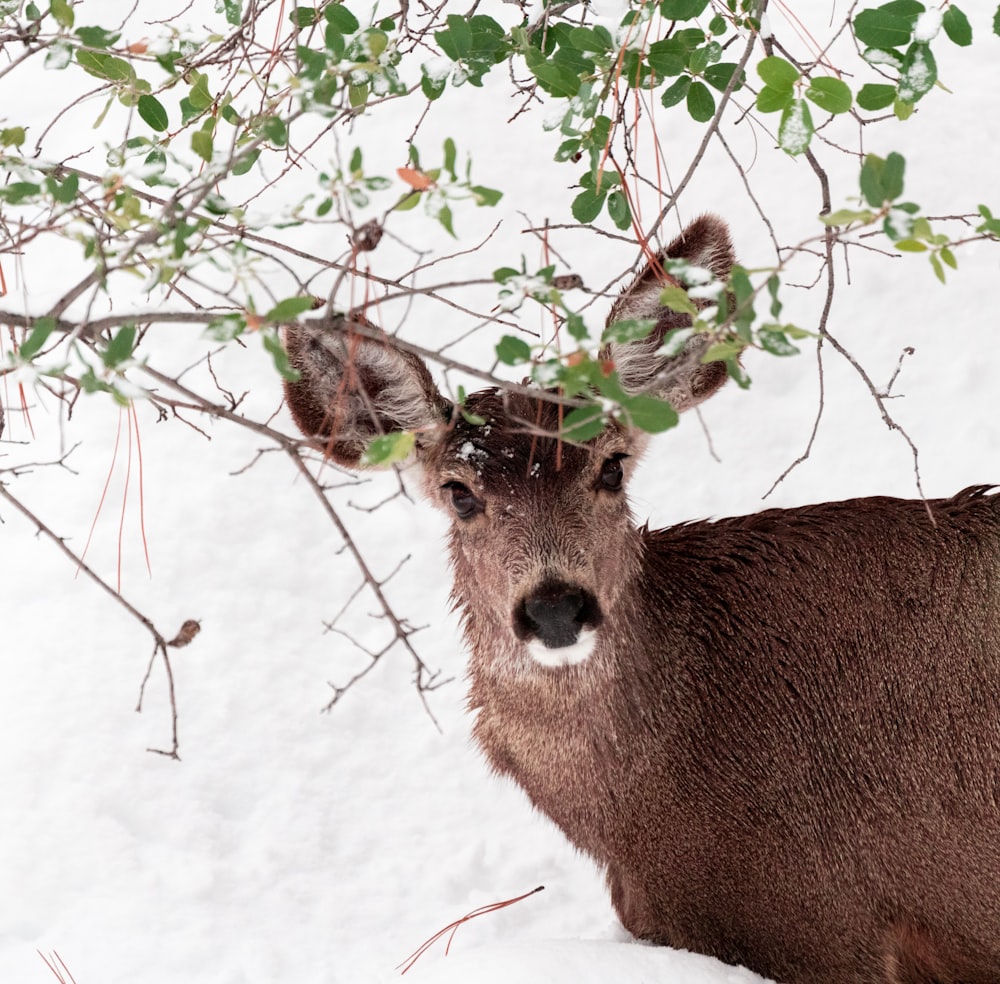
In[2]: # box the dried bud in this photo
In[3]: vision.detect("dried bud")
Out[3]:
[551,274,584,291]
[352,220,383,253]
[167,619,201,648]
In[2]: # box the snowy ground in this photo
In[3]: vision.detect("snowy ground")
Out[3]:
[2,3,1000,983]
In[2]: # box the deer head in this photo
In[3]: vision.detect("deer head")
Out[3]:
[282,215,735,674]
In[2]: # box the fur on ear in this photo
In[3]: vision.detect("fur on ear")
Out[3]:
[283,317,451,468]
[600,214,737,413]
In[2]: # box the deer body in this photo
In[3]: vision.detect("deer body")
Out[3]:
[283,216,1000,983]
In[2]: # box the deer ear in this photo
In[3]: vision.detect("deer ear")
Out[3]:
[283,318,451,469]
[601,214,736,413]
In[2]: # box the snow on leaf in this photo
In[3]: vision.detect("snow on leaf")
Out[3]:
[898,42,937,103]
[778,99,814,156]
[913,8,942,42]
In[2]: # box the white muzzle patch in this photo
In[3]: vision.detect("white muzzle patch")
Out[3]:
[526,628,596,668]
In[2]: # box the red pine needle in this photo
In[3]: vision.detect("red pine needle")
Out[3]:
[131,401,152,577]
[37,950,79,984]
[397,885,544,975]
[77,404,123,581]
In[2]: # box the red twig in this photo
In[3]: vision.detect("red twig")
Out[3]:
[397,886,545,975]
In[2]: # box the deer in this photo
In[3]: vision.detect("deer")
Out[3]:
[282,215,1000,984]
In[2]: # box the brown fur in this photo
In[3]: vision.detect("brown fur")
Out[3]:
[282,217,1000,983]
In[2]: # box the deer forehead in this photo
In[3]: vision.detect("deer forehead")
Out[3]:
[431,392,636,497]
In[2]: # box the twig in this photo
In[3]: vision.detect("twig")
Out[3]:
[397,886,545,974]
[0,481,184,758]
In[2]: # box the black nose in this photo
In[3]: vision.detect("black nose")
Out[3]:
[515,581,602,648]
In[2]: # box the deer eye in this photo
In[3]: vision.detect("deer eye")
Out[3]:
[599,454,627,492]
[443,481,482,520]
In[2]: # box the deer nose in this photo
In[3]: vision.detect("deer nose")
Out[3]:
[515,581,602,649]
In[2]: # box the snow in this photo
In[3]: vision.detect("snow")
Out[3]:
[777,99,811,156]
[898,46,934,103]
[913,9,943,43]
[3,4,999,984]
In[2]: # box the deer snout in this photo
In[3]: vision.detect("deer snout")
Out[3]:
[514,581,603,667]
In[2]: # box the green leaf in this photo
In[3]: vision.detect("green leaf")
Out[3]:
[660,76,691,108]
[361,431,416,467]
[218,0,242,26]
[137,93,169,131]
[232,148,260,176]
[648,38,688,77]
[421,68,447,101]
[686,79,715,122]
[435,203,455,237]
[881,151,906,200]
[191,129,213,162]
[977,204,1000,237]
[289,6,317,28]
[18,317,57,361]
[820,208,875,226]
[45,171,78,203]
[471,185,503,207]
[758,328,800,356]
[777,98,814,155]
[1,126,26,146]
[853,1,924,50]
[525,49,580,98]
[942,5,972,45]
[348,82,368,108]
[805,76,852,114]
[442,136,457,180]
[857,83,897,111]
[188,73,213,110]
[756,85,793,114]
[619,393,678,433]
[265,296,316,322]
[76,49,133,82]
[568,26,611,53]
[1,181,41,204]
[437,13,472,60]
[325,3,359,33]
[262,115,288,146]
[894,238,927,252]
[860,151,906,206]
[607,190,631,230]
[703,340,746,363]
[703,62,743,93]
[204,314,246,342]
[757,55,799,92]
[994,5,1000,36]
[561,404,606,442]
[659,285,698,317]
[660,0,709,18]
[555,138,581,162]
[898,41,936,103]
[496,335,532,365]
[49,0,73,29]
[572,188,606,224]
[565,312,588,341]
[766,275,782,320]
[261,326,301,382]
[395,191,421,212]
[75,25,120,47]
[602,318,656,344]
[102,325,137,368]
